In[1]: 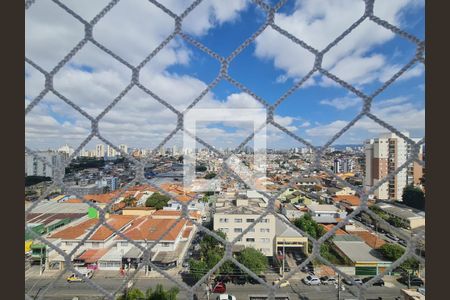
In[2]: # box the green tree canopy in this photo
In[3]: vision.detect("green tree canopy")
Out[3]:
[379,243,405,261]
[236,247,268,275]
[118,285,179,300]
[145,192,170,210]
[294,213,325,239]
[402,185,425,210]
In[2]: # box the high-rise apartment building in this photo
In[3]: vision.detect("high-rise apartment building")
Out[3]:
[106,145,117,158]
[96,144,105,158]
[119,144,128,155]
[364,132,423,200]
[25,151,64,178]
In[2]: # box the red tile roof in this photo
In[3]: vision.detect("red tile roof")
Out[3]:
[118,216,186,241]
[49,218,98,240]
[88,215,136,241]
[77,248,109,263]
[332,195,361,206]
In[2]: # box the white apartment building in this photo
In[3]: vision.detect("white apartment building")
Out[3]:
[25,151,64,178]
[364,132,423,200]
[119,144,128,155]
[306,204,347,223]
[96,144,105,158]
[213,196,276,256]
[106,145,117,158]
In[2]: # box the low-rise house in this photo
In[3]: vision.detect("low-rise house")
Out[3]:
[306,204,347,224]
[281,203,305,221]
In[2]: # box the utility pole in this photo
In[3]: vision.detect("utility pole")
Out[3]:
[39,246,43,276]
[281,240,286,278]
[338,274,341,299]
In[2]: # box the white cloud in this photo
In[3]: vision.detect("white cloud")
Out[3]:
[304,96,424,144]
[254,0,422,87]
[319,96,362,110]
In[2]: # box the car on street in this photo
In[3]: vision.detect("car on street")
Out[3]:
[212,282,226,294]
[342,277,363,285]
[362,277,385,286]
[66,269,93,283]
[320,276,337,285]
[303,275,321,285]
[216,294,236,300]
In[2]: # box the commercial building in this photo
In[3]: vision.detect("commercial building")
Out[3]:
[331,235,391,276]
[364,132,423,200]
[376,203,425,229]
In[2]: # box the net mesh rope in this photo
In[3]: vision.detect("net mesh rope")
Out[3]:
[25,0,425,299]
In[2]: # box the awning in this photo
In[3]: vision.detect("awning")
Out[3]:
[152,251,178,264]
[123,247,143,259]
[98,247,122,262]
[76,248,109,264]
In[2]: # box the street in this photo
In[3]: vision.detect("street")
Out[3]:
[26,269,406,300]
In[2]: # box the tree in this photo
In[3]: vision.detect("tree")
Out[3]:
[379,243,405,261]
[196,165,207,172]
[118,285,179,300]
[204,172,217,179]
[236,247,268,275]
[145,192,170,210]
[122,196,137,207]
[189,259,208,281]
[294,214,325,239]
[402,185,425,210]
[117,287,145,300]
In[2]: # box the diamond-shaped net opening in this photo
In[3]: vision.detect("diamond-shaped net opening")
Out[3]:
[25,0,425,299]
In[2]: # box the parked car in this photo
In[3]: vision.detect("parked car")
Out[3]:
[399,276,424,286]
[386,233,399,241]
[320,276,337,285]
[66,269,93,283]
[212,282,226,294]
[273,279,290,287]
[398,239,408,247]
[233,276,247,285]
[343,277,363,285]
[216,294,236,300]
[362,277,385,286]
[303,275,321,285]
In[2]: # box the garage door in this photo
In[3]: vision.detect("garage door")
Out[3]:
[355,266,377,276]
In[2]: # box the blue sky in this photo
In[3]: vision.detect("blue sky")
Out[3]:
[25,0,424,151]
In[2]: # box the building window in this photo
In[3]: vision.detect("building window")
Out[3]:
[65,242,73,246]
[259,238,270,243]
[161,242,171,247]
[234,218,243,223]
[220,218,229,223]
[260,218,269,223]
[260,228,270,233]
[246,238,255,242]
[234,228,242,233]
[246,218,255,223]
[249,228,255,232]
[219,228,229,233]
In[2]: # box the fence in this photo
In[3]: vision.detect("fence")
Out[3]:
[25,0,425,299]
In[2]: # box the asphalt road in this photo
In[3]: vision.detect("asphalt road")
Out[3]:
[26,275,405,300]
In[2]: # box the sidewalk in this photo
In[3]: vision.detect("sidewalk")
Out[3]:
[95,269,181,279]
